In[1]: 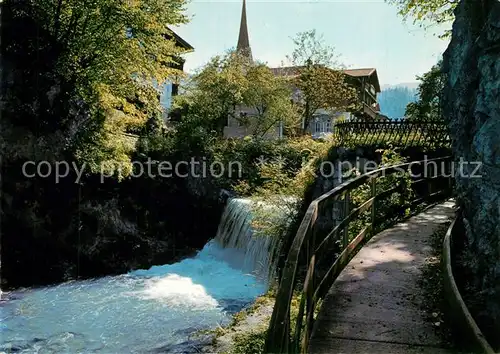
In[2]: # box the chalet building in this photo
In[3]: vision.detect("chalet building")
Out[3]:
[342,68,382,120]
[223,0,383,139]
[159,29,194,122]
[270,65,383,137]
[306,68,384,138]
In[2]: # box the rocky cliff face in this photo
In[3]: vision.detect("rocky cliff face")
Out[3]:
[442,0,500,342]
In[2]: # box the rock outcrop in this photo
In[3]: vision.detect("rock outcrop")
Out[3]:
[442,0,500,343]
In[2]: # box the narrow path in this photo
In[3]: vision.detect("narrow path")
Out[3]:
[309,201,456,354]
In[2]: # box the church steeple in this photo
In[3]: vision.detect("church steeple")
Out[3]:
[236,0,252,60]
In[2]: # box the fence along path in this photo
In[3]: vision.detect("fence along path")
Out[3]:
[308,200,456,353]
[333,119,450,148]
[264,156,454,353]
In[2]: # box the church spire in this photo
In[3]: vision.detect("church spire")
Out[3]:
[236,0,252,61]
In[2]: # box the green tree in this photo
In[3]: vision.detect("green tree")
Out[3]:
[287,30,358,134]
[175,52,248,134]
[287,29,340,67]
[243,65,301,137]
[386,0,457,38]
[405,61,446,121]
[176,51,300,138]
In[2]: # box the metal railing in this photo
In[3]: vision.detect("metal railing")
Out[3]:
[334,118,450,148]
[264,156,453,353]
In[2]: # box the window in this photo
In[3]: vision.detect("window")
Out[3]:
[160,82,173,110]
[315,121,322,133]
[325,119,331,132]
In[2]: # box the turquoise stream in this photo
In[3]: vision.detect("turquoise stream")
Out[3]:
[0,199,273,353]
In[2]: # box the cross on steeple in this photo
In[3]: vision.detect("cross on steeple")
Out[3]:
[236,0,252,61]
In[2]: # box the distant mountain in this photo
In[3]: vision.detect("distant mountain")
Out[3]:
[378,84,418,119]
[381,82,420,90]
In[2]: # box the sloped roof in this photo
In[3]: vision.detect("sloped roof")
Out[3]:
[343,68,380,92]
[270,66,381,93]
[342,68,376,77]
[166,28,194,53]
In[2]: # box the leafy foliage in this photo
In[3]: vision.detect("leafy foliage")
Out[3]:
[287,29,340,68]
[175,51,300,137]
[341,148,414,246]
[286,30,359,134]
[2,0,188,174]
[196,136,328,229]
[243,138,331,243]
[405,61,447,122]
[387,0,456,38]
[244,65,301,137]
[295,66,359,134]
[232,329,267,354]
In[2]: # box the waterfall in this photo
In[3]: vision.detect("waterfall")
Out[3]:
[0,198,288,353]
[212,198,280,283]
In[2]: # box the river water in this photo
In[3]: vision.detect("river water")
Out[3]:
[0,199,275,353]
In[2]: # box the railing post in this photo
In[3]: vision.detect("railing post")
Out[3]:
[301,255,316,354]
[371,176,376,232]
[428,160,434,197]
[310,207,318,261]
[265,157,452,354]
[343,191,350,249]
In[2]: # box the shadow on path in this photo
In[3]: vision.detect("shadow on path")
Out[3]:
[309,201,458,354]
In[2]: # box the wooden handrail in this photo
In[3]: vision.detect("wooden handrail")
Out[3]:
[443,211,495,353]
[264,156,453,353]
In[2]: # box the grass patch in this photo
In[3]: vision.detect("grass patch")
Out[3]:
[231,328,268,354]
[230,289,276,327]
[210,289,276,353]
[215,288,319,354]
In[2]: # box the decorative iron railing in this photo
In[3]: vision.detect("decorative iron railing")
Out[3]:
[264,156,453,353]
[333,119,450,148]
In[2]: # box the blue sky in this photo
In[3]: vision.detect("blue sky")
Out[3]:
[173,0,451,86]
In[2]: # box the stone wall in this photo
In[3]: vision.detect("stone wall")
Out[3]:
[442,0,500,341]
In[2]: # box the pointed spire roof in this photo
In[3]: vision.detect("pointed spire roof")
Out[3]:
[237,0,252,61]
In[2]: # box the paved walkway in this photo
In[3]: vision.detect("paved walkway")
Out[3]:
[309,201,456,354]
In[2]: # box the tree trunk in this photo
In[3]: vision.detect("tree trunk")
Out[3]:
[302,100,311,135]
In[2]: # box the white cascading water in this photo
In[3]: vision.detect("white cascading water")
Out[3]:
[0,198,281,353]
[212,198,280,283]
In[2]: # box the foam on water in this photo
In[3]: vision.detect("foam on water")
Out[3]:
[1,241,267,353]
[138,274,219,309]
[0,198,282,353]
